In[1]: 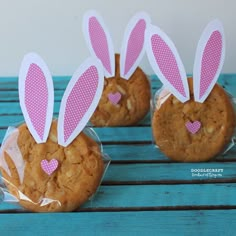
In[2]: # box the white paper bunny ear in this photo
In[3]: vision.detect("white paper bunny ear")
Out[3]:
[145,25,189,103]
[57,58,104,147]
[193,19,225,103]
[19,52,54,143]
[83,10,115,78]
[120,12,151,80]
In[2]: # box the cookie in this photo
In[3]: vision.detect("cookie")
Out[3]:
[0,120,104,212]
[90,54,151,126]
[152,78,236,162]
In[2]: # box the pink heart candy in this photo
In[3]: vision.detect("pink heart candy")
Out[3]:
[185,121,201,134]
[108,92,122,105]
[41,159,59,175]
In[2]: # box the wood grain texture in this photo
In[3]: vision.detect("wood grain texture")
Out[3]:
[1,183,236,212]
[0,74,235,234]
[0,210,236,235]
[103,144,236,161]
[0,127,153,143]
[103,162,236,182]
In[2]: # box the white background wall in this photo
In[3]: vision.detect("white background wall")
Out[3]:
[0,0,235,76]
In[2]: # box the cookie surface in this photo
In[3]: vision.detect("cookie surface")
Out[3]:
[152,78,235,162]
[0,120,104,212]
[90,54,151,126]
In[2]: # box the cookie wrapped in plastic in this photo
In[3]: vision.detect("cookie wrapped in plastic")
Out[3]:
[0,120,110,212]
[146,20,236,162]
[152,78,236,162]
[90,54,151,126]
[0,52,110,212]
[83,11,151,126]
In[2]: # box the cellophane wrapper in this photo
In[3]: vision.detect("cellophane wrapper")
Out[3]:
[0,122,110,212]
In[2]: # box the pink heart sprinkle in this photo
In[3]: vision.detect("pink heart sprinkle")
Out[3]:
[41,159,59,175]
[108,92,122,105]
[185,121,201,134]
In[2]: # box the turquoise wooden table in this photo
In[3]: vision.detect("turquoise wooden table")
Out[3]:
[0,75,236,235]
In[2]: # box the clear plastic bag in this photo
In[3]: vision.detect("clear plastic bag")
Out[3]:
[0,121,110,212]
[151,84,236,162]
[89,56,151,127]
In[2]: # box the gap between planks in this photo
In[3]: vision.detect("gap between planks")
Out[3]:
[2,205,236,214]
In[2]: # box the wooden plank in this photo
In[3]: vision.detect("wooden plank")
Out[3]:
[0,102,150,125]
[103,162,236,182]
[0,210,235,235]
[0,74,234,90]
[0,74,235,92]
[1,183,236,212]
[1,127,235,161]
[103,144,236,162]
[0,113,151,127]
[0,127,153,144]
[95,127,152,143]
[103,144,168,161]
[218,74,236,95]
[0,128,235,161]
[0,76,70,90]
[0,102,61,115]
[0,115,25,126]
[0,90,66,102]
[85,183,236,209]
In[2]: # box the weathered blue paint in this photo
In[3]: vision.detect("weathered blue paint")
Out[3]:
[0,74,235,235]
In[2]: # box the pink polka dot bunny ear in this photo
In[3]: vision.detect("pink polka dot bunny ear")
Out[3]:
[193,19,225,103]
[57,58,104,147]
[145,24,190,103]
[19,53,54,143]
[120,12,151,80]
[83,10,115,78]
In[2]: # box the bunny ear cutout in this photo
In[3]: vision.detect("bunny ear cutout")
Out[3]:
[57,58,104,147]
[18,53,54,143]
[193,19,225,103]
[145,25,189,102]
[83,10,115,78]
[120,12,151,80]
